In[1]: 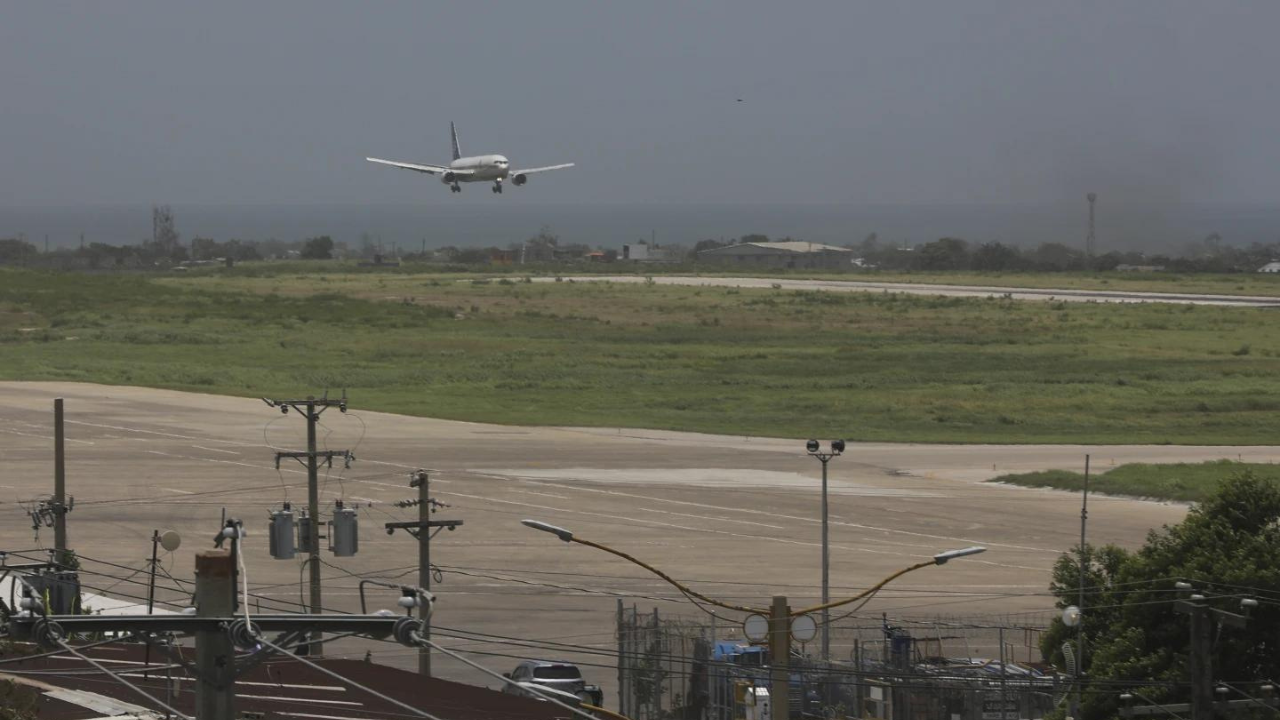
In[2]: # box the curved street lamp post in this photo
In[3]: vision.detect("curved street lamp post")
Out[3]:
[522,519,986,718]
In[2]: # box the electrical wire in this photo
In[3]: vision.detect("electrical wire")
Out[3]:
[256,635,449,720]
[53,637,192,720]
[419,637,618,720]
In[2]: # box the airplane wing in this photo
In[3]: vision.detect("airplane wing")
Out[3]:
[366,157,474,176]
[511,163,575,176]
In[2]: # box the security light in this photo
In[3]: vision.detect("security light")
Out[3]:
[933,546,986,565]
[522,519,574,542]
[806,439,820,453]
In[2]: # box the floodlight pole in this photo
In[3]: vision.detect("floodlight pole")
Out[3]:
[806,441,844,663]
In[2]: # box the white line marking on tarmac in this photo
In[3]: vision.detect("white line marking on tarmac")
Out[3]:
[511,475,1061,555]
[634,506,784,530]
[159,487,194,495]
[0,427,94,444]
[191,445,241,455]
[65,419,241,444]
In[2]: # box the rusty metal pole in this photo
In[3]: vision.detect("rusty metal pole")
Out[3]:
[770,596,790,720]
[53,398,67,554]
[195,550,237,720]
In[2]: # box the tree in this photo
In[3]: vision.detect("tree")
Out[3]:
[301,236,334,260]
[190,237,219,261]
[1042,473,1280,720]
[971,242,1021,271]
[917,237,970,270]
[0,239,38,265]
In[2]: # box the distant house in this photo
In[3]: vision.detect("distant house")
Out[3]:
[698,241,852,269]
[1258,262,1280,273]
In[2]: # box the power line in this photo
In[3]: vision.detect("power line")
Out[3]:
[54,637,192,720]
[257,635,448,720]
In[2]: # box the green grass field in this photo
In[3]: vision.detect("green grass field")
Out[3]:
[988,460,1280,502]
[3,265,1280,443]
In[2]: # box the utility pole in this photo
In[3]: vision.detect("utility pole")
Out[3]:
[1085,193,1098,258]
[1072,454,1090,720]
[53,398,69,556]
[10,546,423,720]
[1174,586,1256,720]
[386,469,463,677]
[196,549,237,720]
[769,595,790,720]
[264,393,352,656]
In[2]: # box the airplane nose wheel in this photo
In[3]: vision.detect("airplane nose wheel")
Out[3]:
[492,182,503,194]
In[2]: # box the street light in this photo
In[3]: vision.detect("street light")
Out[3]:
[522,518,985,716]
[806,439,844,662]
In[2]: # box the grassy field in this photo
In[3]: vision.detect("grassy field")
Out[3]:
[988,460,1280,502]
[3,266,1280,443]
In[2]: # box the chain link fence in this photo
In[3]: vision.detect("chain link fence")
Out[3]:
[616,602,1061,720]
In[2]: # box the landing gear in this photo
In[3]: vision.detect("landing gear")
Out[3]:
[491,181,503,194]
[450,183,461,193]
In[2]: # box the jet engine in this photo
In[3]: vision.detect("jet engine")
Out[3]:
[511,174,528,186]
[441,172,457,184]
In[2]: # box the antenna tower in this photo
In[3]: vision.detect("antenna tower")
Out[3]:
[1086,193,1098,257]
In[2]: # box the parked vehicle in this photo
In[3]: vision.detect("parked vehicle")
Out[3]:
[502,660,604,706]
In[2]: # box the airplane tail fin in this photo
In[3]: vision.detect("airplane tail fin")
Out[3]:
[450,122,462,161]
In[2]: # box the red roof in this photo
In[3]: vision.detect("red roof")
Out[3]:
[1,642,569,720]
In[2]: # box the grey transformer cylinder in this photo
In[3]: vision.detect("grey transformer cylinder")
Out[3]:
[269,504,296,560]
[330,501,358,557]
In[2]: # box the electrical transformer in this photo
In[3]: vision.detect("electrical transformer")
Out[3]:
[297,512,313,554]
[268,504,296,560]
[330,501,358,557]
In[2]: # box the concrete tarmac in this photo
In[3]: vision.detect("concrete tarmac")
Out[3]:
[2,382,1273,696]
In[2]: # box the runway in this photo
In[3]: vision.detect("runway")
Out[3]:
[2,383,1272,693]
[539,275,1280,307]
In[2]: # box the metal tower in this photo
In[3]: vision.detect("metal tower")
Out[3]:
[1086,193,1097,257]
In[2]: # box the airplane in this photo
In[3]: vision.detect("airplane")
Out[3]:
[366,122,574,194]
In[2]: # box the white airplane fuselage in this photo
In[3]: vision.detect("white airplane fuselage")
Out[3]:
[445,155,509,183]
[366,122,572,194]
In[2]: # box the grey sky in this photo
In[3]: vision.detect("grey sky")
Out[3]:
[4,2,1279,207]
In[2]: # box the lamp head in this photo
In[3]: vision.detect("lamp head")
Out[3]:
[522,519,574,542]
[933,546,986,565]
[806,439,820,453]
[831,439,846,454]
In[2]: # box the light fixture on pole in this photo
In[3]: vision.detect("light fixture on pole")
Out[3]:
[806,439,844,663]
[522,518,985,720]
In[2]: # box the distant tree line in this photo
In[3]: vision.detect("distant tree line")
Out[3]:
[694,232,1280,273]
[5,210,1280,272]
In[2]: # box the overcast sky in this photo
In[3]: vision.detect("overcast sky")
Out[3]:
[4,2,1280,208]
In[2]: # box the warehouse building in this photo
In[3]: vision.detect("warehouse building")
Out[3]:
[697,240,853,269]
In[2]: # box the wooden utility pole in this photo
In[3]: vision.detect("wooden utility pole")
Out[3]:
[769,596,790,720]
[417,470,431,676]
[385,470,463,677]
[53,398,68,555]
[195,550,237,720]
[266,393,353,656]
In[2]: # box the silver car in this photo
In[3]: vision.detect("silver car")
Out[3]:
[502,660,603,706]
